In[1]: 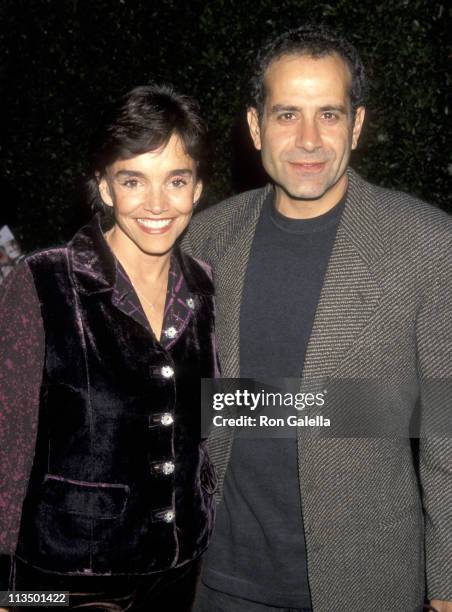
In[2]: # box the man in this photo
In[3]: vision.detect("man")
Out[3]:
[183,25,452,612]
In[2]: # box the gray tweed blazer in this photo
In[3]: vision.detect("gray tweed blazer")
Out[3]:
[182,168,452,611]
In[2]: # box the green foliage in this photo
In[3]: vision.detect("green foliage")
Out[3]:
[1,0,450,250]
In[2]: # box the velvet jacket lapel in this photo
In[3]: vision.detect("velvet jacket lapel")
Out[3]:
[68,214,213,347]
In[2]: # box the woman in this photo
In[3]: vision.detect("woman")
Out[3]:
[0,85,218,611]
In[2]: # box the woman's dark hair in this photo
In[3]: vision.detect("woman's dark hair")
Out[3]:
[249,24,367,118]
[86,84,208,212]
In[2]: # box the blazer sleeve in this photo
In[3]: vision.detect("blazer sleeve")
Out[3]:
[416,241,452,601]
[0,263,44,587]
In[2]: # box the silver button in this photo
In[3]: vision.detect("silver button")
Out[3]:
[186,297,195,309]
[162,461,175,475]
[161,413,174,426]
[164,326,177,339]
[163,510,175,523]
[161,366,174,378]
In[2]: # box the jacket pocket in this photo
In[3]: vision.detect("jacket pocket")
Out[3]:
[42,474,129,518]
[28,475,130,573]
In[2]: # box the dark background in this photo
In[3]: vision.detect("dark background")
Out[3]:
[1,0,451,252]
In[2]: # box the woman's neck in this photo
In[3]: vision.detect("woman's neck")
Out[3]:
[104,225,171,284]
[104,225,171,341]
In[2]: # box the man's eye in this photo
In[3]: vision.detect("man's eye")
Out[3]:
[322,112,338,121]
[278,112,296,122]
[122,179,139,188]
[171,178,188,188]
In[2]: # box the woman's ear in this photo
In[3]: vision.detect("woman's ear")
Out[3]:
[194,180,203,206]
[97,174,114,207]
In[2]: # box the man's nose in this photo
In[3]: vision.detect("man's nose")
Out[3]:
[294,118,322,151]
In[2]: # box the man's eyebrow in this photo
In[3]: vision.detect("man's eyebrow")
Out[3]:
[319,105,348,114]
[270,104,301,114]
[269,104,348,114]
[167,169,194,177]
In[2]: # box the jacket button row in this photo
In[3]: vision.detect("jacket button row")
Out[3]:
[160,412,174,426]
[163,510,175,523]
[151,460,175,475]
[148,412,174,428]
[164,326,177,339]
[162,461,175,475]
[151,507,175,523]
[161,366,174,378]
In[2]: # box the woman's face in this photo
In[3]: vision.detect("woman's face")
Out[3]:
[99,133,202,257]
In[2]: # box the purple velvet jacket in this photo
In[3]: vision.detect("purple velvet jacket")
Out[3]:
[0,215,218,579]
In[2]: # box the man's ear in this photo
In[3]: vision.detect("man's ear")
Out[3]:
[247,107,262,151]
[98,175,114,207]
[351,106,366,150]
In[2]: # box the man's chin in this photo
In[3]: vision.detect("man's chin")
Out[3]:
[279,183,329,202]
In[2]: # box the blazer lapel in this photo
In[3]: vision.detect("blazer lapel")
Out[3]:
[296,171,385,608]
[302,169,383,384]
[215,186,272,377]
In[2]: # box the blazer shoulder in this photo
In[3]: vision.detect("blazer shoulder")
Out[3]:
[375,184,452,248]
[191,185,269,231]
[353,173,452,257]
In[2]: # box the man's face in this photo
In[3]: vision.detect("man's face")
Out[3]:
[99,133,202,257]
[247,53,365,216]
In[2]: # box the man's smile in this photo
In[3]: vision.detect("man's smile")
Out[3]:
[287,161,327,173]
